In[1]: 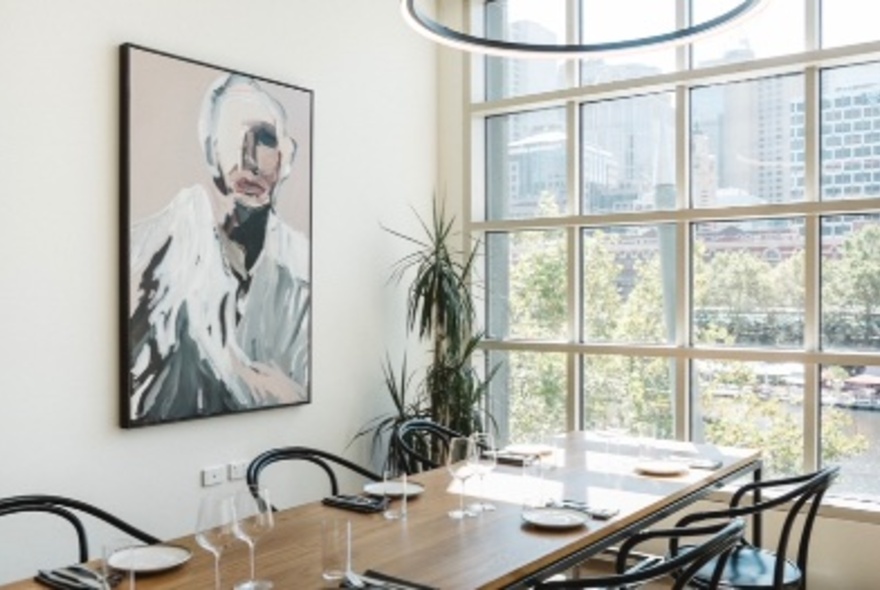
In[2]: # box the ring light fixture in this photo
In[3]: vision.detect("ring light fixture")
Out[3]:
[401,0,772,59]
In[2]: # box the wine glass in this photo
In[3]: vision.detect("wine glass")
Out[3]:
[232,485,275,590]
[195,492,236,590]
[446,437,477,519]
[468,432,497,512]
[102,538,139,590]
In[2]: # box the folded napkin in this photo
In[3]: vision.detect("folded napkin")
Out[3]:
[484,450,533,467]
[35,568,109,590]
[322,494,388,513]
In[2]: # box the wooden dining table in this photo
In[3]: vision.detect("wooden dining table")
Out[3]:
[3,432,761,590]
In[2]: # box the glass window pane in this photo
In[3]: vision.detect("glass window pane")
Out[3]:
[821,214,880,351]
[579,0,676,85]
[692,360,803,477]
[485,231,567,341]
[822,0,879,50]
[483,0,567,101]
[691,0,803,66]
[487,108,568,221]
[583,354,674,438]
[582,225,678,344]
[691,74,804,207]
[581,93,676,214]
[821,364,877,501]
[488,350,567,446]
[820,62,880,202]
[693,219,805,348]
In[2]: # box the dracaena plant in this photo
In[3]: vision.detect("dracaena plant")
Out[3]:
[352,198,497,467]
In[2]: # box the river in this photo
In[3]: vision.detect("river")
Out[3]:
[830,407,880,500]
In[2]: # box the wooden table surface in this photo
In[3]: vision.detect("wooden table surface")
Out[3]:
[2,433,760,590]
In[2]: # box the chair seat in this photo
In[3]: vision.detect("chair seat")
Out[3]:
[690,545,802,590]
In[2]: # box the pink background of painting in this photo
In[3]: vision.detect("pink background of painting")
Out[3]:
[127,47,312,236]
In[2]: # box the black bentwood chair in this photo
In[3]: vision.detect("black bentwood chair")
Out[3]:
[0,494,160,564]
[532,518,746,589]
[391,418,465,474]
[675,465,840,590]
[246,446,382,508]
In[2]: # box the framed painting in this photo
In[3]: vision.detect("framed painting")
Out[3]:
[120,44,313,428]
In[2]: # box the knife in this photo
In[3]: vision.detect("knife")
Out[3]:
[357,574,412,590]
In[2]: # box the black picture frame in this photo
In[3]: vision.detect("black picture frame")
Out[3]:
[120,43,313,428]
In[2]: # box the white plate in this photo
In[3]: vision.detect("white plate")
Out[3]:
[363,481,426,498]
[107,544,192,573]
[504,443,554,457]
[521,507,589,529]
[634,460,690,477]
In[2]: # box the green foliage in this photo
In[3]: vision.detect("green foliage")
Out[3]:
[355,198,496,464]
[503,199,872,475]
[427,333,499,435]
[824,225,880,347]
[350,354,429,468]
[386,200,477,358]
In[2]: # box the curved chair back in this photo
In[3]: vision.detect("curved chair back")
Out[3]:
[246,446,382,507]
[534,518,746,589]
[676,465,840,589]
[391,419,464,474]
[0,494,160,563]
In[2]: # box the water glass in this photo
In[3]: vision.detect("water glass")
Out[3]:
[521,455,547,510]
[446,437,477,519]
[382,467,408,520]
[468,432,497,512]
[637,423,659,460]
[321,517,351,581]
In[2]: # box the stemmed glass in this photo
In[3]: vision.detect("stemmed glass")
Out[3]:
[195,492,236,590]
[102,539,139,590]
[446,437,477,519]
[232,485,275,590]
[468,432,497,512]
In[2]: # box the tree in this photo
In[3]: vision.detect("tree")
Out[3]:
[503,220,868,477]
[825,225,880,347]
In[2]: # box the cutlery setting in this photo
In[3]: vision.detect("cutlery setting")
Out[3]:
[343,569,436,590]
[546,500,620,520]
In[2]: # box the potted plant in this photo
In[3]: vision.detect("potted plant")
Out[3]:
[352,198,497,466]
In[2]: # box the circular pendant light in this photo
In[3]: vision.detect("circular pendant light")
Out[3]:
[401,0,772,59]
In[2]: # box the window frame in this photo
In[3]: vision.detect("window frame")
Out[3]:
[458,0,880,506]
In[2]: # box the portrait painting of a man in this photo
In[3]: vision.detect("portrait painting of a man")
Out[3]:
[121,45,312,427]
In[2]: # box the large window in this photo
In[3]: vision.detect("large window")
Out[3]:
[468,0,880,503]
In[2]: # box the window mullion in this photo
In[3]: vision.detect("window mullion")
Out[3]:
[675,83,691,440]
[567,98,581,431]
[803,64,821,471]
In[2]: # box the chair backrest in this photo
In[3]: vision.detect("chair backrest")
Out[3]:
[391,419,464,474]
[246,446,382,504]
[676,465,840,589]
[533,518,746,589]
[0,494,160,563]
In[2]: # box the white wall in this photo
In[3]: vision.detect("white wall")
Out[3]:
[0,0,437,582]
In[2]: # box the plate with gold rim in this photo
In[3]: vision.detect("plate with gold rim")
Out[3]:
[363,481,425,498]
[521,507,589,529]
[107,544,192,573]
[633,460,690,477]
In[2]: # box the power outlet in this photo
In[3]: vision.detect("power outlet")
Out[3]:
[201,465,226,487]
[228,460,248,481]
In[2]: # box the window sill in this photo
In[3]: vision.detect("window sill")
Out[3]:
[700,488,880,525]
